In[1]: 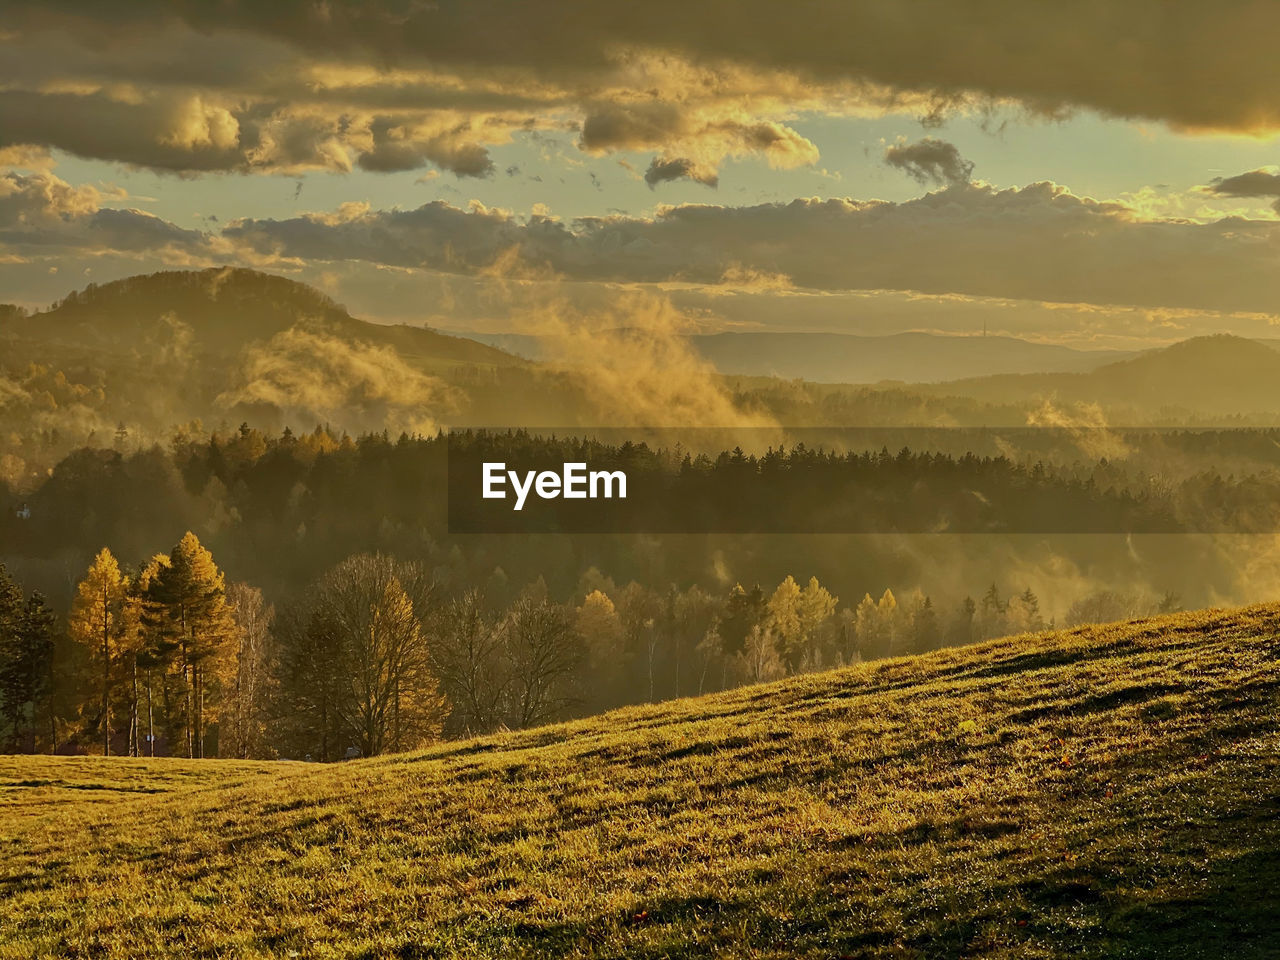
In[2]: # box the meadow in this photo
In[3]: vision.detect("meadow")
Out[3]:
[2,605,1278,958]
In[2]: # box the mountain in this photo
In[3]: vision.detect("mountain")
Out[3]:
[3,602,1278,956]
[463,330,1134,382]
[0,268,531,441]
[931,334,1280,417]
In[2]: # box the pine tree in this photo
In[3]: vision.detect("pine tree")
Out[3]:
[1010,587,1045,633]
[0,565,24,746]
[133,553,170,757]
[909,593,941,654]
[949,596,977,646]
[147,533,235,758]
[980,583,1007,640]
[0,569,54,752]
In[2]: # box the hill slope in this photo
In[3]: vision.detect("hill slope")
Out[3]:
[932,334,1280,418]
[3,267,522,370]
[3,606,1280,958]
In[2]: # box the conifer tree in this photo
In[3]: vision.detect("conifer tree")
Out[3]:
[146,533,235,758]
[980,583,1007,640]
[133,553,170,756]
[0,566,23,744]
[68,548,128,755]
[0,569,55,752]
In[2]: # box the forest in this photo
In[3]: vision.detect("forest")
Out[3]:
[0,425,1196,759]
[1,530,1169,760]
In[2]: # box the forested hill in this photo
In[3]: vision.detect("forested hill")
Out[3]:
[2,603,1278,957]
[1,267,522,368]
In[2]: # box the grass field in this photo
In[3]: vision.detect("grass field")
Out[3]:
[2,605,1279,959]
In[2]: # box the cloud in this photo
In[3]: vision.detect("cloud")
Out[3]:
[0,170,206,257]
[18,164,1280,337]
[645,157,718,188]
[219,181,1280,316]
[884,137,974,186]
[216,326,459,434]
[9,1,1280,183]
[1206,168,1280,213]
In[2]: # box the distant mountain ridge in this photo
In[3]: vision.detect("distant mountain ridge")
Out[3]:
[929,333,1280,415]
[464,329,1135,383]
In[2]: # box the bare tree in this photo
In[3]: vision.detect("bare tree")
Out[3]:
[224,583,274,759]
[501,597,584,729]
[432,589,509,735]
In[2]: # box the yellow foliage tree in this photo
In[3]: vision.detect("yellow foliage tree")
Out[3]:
[68,548,129,755]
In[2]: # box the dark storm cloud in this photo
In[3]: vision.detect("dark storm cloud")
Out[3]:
[1206,169,1280,212]
[5,2,1280,179]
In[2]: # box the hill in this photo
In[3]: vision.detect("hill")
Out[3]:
[2,267,521,370]
[2,604,1278,957]
[929,334,1280,418]
[0,268,532,443]
[461,329,1132,382]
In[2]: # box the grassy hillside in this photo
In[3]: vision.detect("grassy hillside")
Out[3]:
[2,605,1279,958]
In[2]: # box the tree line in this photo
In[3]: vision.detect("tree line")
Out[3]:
[0,531,1181,758]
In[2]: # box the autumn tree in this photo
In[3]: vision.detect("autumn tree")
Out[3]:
[0,566,25,747]
[67,548,129,755]
[273,597,346,761]
[795,576,838,670]
[574,589,624,711]
[737,622,784,684]
[615,582,660,703]
[277,554,448,758]
[720,583,765,656]
[853,593,879,660]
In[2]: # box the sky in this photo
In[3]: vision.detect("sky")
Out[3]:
[5,1,1280,348]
